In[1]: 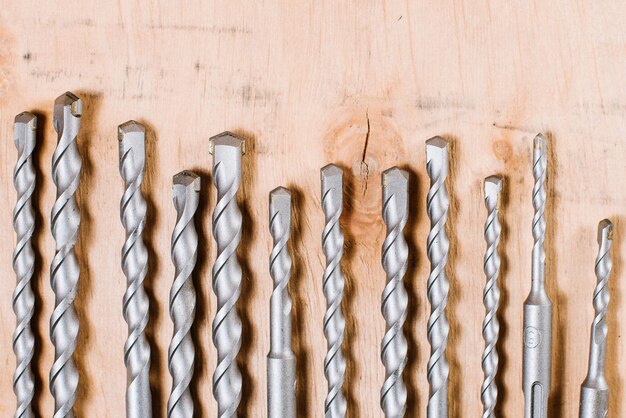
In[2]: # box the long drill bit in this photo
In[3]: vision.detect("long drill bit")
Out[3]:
[380,167,409,418]
[118,121,152,418]
[267,187,296,418]
[579,220,614,418]
[523,134,552,418]
[50,92,82,418]
[425,137,450,418]
[12,112,37,418]
[168,171,200,418]
[321,164,347,418]
[210,132,245,418]
[481,176,503,418]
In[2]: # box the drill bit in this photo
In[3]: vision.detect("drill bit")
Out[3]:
[267,187,296,418]
[12,112,37,418]
[168,171,201,418]
[380,167,409,418]
[321,164,347,418]
[523,134,553,418]
[50,92,82,418]
[118,121,152,418]
[579,220,614,418]
[481,176,503,418]
[210,132,244,418]
[425,137,450,418]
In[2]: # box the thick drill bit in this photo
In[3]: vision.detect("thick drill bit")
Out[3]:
[425,137,450,418]
[481,176,503,418]
[380,167,409,418]
[168,171,200,418]
[12,112,37,418]
[579,220,614,418]
[210,132,244,418]
[267,187,296,418]
[118,121,152,418]
[523,134,552,418]
[321,164,347,418]
[50,92,82,418]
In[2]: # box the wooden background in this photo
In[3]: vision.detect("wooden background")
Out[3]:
[0,1,624,416]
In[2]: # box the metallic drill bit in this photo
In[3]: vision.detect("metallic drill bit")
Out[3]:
[320,164,347,418]
[50,92,82,418]
[168,171,200,418]
[118,121,152,418]
[425,137,450,418]
[380,167,409,418]
[12,112,37,418]
[481,176,503,418]
[267,187,296,418]
[210,132,244,418]
[579,220,614,418]
[523,134,553,418]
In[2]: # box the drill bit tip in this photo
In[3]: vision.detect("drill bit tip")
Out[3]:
[426,136,449,165]
[209,131,245,155]
[382,166,409,183]
[321,163,343,191]
[270,187,292,224]
[173,170,201,191]
[484,175,503,208]
[597,219,614,244]
[53,92,82,135]
[382,167,409,213]
[14,111,37,126]
[118,120,146,137]
[533,133,547,151]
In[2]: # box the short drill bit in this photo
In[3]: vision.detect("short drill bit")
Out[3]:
[425,137,450,418]
[380,167,409,418]
[523,134,553,418]
[210,132,244,418]
[118,121,152,418]
[168,171,201,418]
[12,112,37,418]
[267,187,296,418]
[481,176,503,418]
[579,220,614,418]
[50,92,82,418]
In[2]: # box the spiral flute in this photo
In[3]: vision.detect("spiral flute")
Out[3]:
[425,137,450,418]
[50,92,82,418]
[380,167,409,418]
[210,132,244,418]
[168,171,200,418]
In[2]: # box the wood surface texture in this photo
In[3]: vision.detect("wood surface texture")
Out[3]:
[0,1,625,417]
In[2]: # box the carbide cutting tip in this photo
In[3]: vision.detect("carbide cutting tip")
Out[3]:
[209,131,246,155]
[426,136,450,161]
[321,164,343,193]
[173,170,201,191]
[15,111,37,127]
[484,176,503,208]
[270,187,292,228]
[597,219,613,244]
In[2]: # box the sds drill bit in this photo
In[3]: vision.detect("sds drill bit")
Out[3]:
[579,220,614,418]
[380,167,409,418]
[50,92,82,418]
[481,176,503,418]
[523,134,553,418]
[118,121,152,418]
[267,187,296,418]
[168,171,200,418]
[12,112,37,418]
[425,137,450,418]
[320,164,347,418]
[210,132,245,418]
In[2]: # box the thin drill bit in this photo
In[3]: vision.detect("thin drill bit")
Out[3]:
[579,219,614,418]
[321,164,347,418]
[523,134,552,418]
[50,92,82,418]
[481,176,503,418]
[118,121,152,418]
[380,167,409,418]
[168,171,200,418]
[210,132,244,418]
[425,137,450,418]
[12,112,37,418]
[267,187,296,418]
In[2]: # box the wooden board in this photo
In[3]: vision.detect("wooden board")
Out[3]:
[1,1,625,416]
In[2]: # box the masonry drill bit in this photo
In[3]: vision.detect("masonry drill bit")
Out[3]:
[50,92,82,418]
[12,112,37,418]
[425,137,450,418]
[579,220,614,418]
[380,167,409,418]
[168,171,200,418]
[267,187,296,418]
[210,132,244,418]
[481,176,503,418]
